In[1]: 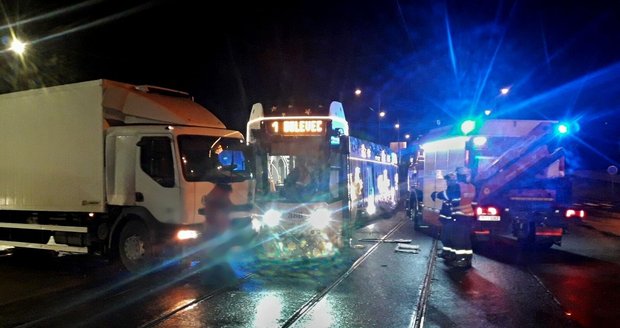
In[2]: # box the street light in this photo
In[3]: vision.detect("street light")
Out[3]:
[379,111,386,118]
[394,121,401,163]
[354,88,362,96]
[500,87,510,95]
[9,38,26,55]
[405,134,410,139]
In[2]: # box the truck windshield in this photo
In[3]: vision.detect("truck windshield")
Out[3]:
[178,135,250,183]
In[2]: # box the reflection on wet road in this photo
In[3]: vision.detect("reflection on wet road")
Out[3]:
[1,213,619,327]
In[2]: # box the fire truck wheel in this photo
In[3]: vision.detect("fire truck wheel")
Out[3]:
[118,221,155,273]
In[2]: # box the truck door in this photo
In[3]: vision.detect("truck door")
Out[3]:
[136,136,183,224]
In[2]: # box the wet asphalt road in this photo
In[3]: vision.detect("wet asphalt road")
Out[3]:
[0,212,619,328]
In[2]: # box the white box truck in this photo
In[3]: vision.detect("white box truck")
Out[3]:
[0,80,254,271]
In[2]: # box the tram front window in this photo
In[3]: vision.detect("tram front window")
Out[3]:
[261,153,331,202]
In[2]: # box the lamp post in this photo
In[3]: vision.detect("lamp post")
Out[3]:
[354,88,389,143]
[394,121,401,162]
[5,37,28,90]
[486,86,511,116]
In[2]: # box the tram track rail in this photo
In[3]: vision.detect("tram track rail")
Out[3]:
[139,272,255,328]
[141,218,408,328]
[408,237,438,328]
[280,218,407,328]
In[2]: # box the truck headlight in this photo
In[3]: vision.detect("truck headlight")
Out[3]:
[177,229,200,240]
[263,209,282,227]
[308,208,331,229]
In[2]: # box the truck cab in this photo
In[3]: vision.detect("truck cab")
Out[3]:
[0,80,254,272]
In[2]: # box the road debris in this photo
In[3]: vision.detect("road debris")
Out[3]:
[395,247,419,254]
[397,243,420,250]
[395,243,421,254]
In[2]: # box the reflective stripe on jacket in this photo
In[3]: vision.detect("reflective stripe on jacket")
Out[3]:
[451,182,475,217]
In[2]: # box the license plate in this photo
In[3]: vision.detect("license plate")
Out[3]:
[478,215,500,221]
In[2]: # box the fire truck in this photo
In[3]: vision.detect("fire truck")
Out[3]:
[409,119,583,249]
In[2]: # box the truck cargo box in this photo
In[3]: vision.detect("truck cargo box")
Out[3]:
[0,80,105,212]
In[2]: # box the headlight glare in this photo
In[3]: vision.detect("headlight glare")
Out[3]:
[177,229,200,240]
[263,209,282,227]
[367,202,377,215]
[308,208,331,229]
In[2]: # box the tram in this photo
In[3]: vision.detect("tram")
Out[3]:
[246,101,399,260]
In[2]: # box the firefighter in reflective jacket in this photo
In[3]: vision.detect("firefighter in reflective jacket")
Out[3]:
[432,173,457,261]
[450,167,476,268]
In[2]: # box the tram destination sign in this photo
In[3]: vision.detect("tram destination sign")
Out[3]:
[265,119,328,137]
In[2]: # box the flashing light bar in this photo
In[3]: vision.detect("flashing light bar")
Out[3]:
[461,120,477,135]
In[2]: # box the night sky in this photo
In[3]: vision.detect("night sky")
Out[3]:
[2,0,620,169]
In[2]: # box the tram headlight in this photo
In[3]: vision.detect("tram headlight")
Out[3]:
[263,209,282,227]
[367,202,377,215]
[251,217,262,232]
[308,208,332,229]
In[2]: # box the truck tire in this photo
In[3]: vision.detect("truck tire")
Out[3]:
[118,221,155,273]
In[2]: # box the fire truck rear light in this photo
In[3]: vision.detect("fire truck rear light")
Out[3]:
[565,209,585,218]
[476,206,501,221]
[476,206,498,215]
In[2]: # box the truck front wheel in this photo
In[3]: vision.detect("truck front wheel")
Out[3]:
[118,221,154,273]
